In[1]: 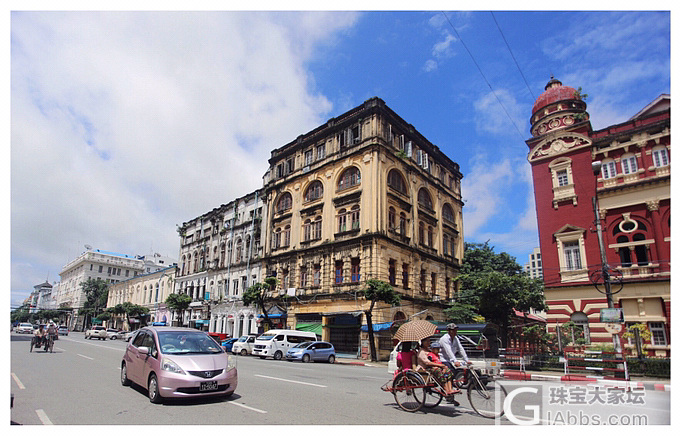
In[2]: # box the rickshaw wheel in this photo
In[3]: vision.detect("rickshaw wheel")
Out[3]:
[392,372,424,412]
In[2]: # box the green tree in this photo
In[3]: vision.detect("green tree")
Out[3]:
[452,242,547,344]
[81,278,109,327]
[242,277,278,330]
[444,289,481,323]
[165,293,192,326]
[361,279,401,362]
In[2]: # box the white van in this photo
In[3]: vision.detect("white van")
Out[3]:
[231,334,258,355]
[252,329,318,360]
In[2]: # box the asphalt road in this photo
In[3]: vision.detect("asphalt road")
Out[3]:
[10,332,671,426]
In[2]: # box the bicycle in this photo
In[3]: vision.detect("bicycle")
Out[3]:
[382,363,507,418]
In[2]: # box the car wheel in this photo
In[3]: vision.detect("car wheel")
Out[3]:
[121,363,131,386]
[148,374,162,404]
[274,351,283,360]
[240,349,248,356]
[328,355,335,364]
[302,354,311,363]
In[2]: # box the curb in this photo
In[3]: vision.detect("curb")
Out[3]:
[501,370,670,391]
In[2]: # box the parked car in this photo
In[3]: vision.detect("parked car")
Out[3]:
[231,334,258,356]
[16,323,34,334]
[125,331,138,342]
[221,338,238,353]
[58,326,69,336]
[107,328,127,340]
[285,341,336,363]
[121,326,238,403]
[85,326,108,340]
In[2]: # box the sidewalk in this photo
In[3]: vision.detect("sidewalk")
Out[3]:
[335,357,670,391]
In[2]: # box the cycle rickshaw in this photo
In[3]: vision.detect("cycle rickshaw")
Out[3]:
[380,320,507,418]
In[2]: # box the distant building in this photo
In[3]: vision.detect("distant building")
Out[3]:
[526,77,670,356]
[523,247,543,280]
[57,248,176,330]
[28,280,56,313]
[106,266,176,330]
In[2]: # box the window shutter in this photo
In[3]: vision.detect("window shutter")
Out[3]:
[422,152,429,170]
[405,141,412,157]
[416,149,422,165]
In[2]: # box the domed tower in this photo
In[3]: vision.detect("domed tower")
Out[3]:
[530,76,589,138]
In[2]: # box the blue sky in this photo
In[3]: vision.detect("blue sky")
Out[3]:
[8,9,671,307]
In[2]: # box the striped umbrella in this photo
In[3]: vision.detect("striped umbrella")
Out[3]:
[393,319,437,342]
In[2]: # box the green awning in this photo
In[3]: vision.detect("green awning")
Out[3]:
[295,322,322,335]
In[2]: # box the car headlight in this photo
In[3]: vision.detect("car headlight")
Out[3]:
[161,357,186,374]
[227,355,237,371]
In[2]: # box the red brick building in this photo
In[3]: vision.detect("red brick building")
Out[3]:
[526,77,670,357]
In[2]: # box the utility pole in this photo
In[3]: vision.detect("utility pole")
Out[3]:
[591,162,623,356]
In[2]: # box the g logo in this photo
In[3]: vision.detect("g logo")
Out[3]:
[504,387,540,425]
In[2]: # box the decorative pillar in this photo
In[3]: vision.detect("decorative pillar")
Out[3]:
[646,200,665,271]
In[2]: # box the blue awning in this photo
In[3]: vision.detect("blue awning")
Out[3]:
[361,322,393,332]
[257,314,286,319]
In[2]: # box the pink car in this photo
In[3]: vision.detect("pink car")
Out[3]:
[121,327,238,403]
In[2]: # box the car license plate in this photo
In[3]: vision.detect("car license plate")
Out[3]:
[200,381,218,392]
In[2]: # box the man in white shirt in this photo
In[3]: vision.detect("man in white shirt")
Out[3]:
[439,323,470,370]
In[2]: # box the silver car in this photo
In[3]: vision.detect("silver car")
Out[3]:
[285,341,336,363]
[121,327,238,403]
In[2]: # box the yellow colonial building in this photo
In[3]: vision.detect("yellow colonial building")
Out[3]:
[106,266,176,330]
[261,97,464,358]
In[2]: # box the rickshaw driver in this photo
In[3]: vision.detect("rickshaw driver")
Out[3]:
[439,323,471,370]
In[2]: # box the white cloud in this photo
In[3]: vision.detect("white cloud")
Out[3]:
[472,88,526,136]
[10,11,359,301]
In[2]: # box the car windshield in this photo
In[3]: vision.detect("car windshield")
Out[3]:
[258,334,275,341]
[157,331,224,355]
[292,341,313,349]
[237,336,249,342]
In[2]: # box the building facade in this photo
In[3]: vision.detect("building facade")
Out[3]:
[57,248,176,330]
[526,77,670,356]
[106,266,176,330]
[175,190,266,336]
[261,97,464,357]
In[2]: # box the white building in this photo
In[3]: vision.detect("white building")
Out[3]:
[524,247,543,280]
[57,248,176,330]
[175,189,266,336]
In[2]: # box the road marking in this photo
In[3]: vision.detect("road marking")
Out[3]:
[62,337,125,352]
[11,373,25,389]
[229,402,267,414]
[77,354,94,360]
[36,409,53,425]
[255,374,327,388]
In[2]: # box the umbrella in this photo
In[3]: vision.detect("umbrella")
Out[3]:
[393,320,437,342]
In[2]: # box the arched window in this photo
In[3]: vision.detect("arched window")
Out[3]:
[442,204,454,223]
[351,205,360,230]
[427,225,433,247]
[220,244,226,268]
[193,251,199,272]
[617,235,632,267]
[276,192,293,213]
[304,181,324,202]
[621,153,638,175]
[387,169,408,194]
[601,158,617,179]
[283,225,291,247]
[570,312,591,344]
[633,233,649,266]
[388,207,396,231]
[303,218,312,242]
[235,239,242,262]
[181,255,187,275]
[418,188,433,210]
[338,167,361,191]
[399,212,407,235]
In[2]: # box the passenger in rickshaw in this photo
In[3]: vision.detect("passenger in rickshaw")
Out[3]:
[33,324,46,347]
[395,341,417,374]
[416,337,460,398]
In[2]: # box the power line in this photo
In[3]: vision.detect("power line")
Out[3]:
[440,11,525,141]
[490,11,536,101]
